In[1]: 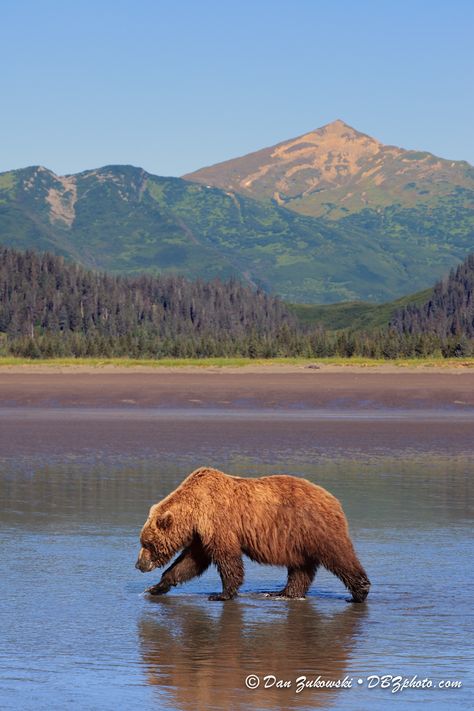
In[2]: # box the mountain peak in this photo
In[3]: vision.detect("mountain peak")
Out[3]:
[286,118,382,154]
[317,118,359,131]
[314,118,376,139]
[183,122,473,218]
[183,119,386,204]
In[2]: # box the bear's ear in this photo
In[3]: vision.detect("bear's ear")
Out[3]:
[156,511,173,529]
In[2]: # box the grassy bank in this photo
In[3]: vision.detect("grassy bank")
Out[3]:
[287,288,432,330]
[0,356,473,369]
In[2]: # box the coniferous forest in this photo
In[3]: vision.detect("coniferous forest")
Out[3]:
[390,254,474,340]
[0,246,473,359]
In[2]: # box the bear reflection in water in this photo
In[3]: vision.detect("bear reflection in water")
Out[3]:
[138,597,367,711]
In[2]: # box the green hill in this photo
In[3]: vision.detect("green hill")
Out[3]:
[0,163,473,304]
[288,288,432,331]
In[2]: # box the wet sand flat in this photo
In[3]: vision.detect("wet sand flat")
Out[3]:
[1,367,474,410]
[1,410,474,459]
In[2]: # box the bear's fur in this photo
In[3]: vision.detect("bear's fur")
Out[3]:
[136,467,370,602]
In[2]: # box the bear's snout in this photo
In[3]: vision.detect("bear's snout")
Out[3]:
[135,547,156,573]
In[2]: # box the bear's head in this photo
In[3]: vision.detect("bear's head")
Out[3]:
[135,505,192,573]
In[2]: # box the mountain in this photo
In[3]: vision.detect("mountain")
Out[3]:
[0,164,372,302]
[184,119,474,218]
[0,158,473,304]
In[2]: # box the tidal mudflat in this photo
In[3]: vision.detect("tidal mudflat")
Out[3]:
[0,369,473,710]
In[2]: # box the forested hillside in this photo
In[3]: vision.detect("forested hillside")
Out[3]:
[0,247,296,357]
[1,247,473,359]
[391,253,474,339]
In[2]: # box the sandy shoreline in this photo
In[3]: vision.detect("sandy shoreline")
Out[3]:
[1,362,474,374]
[0,365,473,410]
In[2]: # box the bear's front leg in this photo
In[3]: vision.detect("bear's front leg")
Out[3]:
[146,579,172,596]
[146,542,211,595]
[209,554,244,601]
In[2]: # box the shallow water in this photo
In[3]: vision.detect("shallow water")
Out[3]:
[0,410,473,710]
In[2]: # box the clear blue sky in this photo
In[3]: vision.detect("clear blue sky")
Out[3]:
[1,0,473,176]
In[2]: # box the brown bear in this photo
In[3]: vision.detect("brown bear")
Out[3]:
[135,467,370,602]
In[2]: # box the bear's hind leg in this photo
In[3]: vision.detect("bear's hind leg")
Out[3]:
[147,541,211,596]
[342,568,371,603]
[283,563,318,598]
[322,546,370,603]
[209,554,244,601]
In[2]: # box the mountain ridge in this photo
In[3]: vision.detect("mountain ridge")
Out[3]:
[1,153,473,304]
